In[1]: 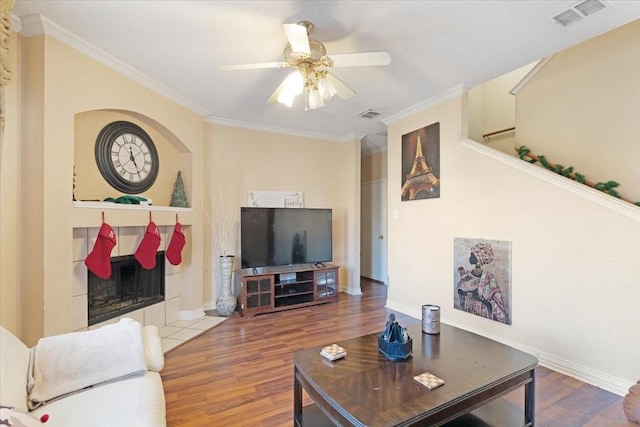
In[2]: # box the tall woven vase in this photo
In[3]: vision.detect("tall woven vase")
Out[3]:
[216,255,236,316]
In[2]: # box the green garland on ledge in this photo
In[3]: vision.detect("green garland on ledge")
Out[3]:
[516,146,640,207]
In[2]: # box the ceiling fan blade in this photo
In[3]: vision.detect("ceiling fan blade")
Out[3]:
[219,62,289,71]
[330,51,391,68]
[325,73,355,100]
[267,78,288,104]
[283,23,310,55]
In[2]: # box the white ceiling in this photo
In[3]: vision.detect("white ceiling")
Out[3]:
[12,1,640,156]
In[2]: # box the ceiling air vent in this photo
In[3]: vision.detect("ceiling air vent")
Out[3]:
[358,109,382,119]
[574,0,606,16]
[552,0,607,27]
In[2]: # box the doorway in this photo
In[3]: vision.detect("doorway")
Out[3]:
[361,179,387,283]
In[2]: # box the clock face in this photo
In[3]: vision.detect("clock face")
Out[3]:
[95,121,159,194]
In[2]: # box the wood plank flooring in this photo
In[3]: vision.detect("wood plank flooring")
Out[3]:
[161,279,627,426]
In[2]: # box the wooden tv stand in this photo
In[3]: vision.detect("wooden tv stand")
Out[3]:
[234,264,339,317]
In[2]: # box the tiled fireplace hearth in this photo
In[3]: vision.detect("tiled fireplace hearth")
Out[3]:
[73,224,183,332]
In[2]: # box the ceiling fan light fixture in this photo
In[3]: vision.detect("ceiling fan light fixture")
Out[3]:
[277,71,304,107]
[223,20,389,111]
[307,88,324,110]
[318,77,337,100]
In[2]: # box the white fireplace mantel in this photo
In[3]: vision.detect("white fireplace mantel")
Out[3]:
[73,201,192,228]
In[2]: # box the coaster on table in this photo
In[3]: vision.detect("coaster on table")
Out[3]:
[321,344,346,361]
[413,372,445,390]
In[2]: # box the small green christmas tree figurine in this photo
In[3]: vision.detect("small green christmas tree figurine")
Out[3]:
[170,170,189,207]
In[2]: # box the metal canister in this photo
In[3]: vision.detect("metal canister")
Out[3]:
[422,304,440,335]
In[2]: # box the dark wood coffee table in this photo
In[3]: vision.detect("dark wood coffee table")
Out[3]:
[293,323,537,426]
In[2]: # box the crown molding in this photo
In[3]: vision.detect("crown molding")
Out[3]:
[205,115,358,143]
[15,13,209,117]
[510,56,553,95]
[9,13,22,33]
[381,84,469,126]
[338,132,366,143]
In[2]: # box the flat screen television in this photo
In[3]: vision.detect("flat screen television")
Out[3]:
[240,207,333,269]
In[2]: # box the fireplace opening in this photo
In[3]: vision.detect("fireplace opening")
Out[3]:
[88,252,165,326]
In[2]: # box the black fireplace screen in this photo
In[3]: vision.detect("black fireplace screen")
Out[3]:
[88,252,165,326]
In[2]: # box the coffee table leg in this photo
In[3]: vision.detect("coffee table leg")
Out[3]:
[294,366,302,426]
[524,369,536,426]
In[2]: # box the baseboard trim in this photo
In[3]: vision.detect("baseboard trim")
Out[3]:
[179,308,206,321]
[344,285,363,296]
[361,276,386,285]
[384,300,632,396]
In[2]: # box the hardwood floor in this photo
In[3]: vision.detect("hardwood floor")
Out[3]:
[161,279,627,426]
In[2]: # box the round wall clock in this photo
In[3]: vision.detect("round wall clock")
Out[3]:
[95,121,160,194]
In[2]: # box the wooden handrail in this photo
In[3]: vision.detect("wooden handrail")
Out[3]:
[483,127,515,139]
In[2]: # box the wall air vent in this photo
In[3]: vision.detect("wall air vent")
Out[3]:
[358,109,382,119]
[552,0,607,27]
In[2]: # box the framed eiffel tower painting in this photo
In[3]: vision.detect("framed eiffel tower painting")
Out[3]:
[401,122,440,201]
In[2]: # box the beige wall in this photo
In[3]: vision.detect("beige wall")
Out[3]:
[0,28,21,336]
[387,93,639,394]
[517,19,640,203]
[467,62,534,154]
[1,21,362,342]
[2,30,205,345]
[385,20,640,395]
[203,123,361,302]
[361,150,387,183]
[74,110,187,206]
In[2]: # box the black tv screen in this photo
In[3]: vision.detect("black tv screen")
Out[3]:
[240,207,333,268]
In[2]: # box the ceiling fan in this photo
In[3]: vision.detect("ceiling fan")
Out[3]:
[219,21,391,110]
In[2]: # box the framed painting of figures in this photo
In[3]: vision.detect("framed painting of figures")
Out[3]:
[453,237,512,325]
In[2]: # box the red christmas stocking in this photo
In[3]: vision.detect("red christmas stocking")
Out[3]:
[135,221,161,269]
[85,222,117,279]
[166,222,186,266]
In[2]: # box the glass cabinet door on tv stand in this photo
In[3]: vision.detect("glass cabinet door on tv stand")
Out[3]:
[241,275,273,315]
[315,268,338,300]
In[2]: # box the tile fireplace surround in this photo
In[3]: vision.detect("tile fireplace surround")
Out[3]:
[72,224,183,333]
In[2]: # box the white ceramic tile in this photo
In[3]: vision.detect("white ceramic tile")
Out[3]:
[165,257,183,275]
[118,226,143,256]
[72,228,88,262]
[165,296,180,325]
[168,327,203,341]
[71,294,88,330]
[88,317,118,330]
[189,317,225,330]
[72,261,88,297]
[120,309,144,325]
[165,271,181,300]
[166,319,194,328]
[158,325,182,338]
[161,338,184,353]
[144,301,166,327]
[87,227,99,249]
[158,225,168,252]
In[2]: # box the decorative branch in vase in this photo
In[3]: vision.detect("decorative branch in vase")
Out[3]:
[213,172,237,316]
